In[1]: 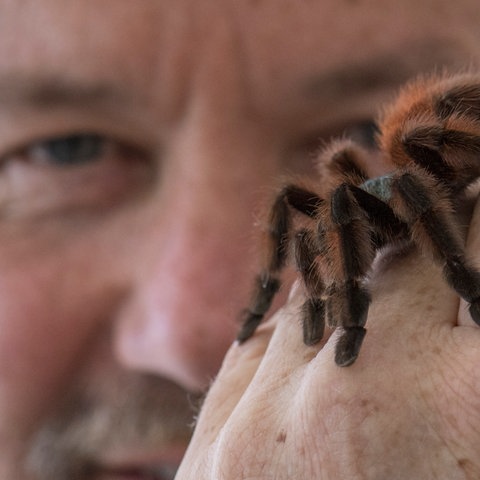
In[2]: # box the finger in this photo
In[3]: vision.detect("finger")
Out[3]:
[360,250,449,368]
[192,279,308,444]
[235,281,337,396]
[458,193,480,327]
[190,320,273,448]
[177,300,280,479]
[314,244,459,368]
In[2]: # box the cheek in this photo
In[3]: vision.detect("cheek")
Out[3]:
[0,233,124,442]
[0,268,89,437]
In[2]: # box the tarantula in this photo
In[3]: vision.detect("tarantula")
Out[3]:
[238,72,480,367]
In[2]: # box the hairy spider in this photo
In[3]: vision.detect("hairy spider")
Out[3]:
[238,72,480,367]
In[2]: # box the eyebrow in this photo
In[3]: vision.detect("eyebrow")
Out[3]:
[302,39,465,100]
[0,75,136,110]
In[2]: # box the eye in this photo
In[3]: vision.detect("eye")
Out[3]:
[27,133,105,166]
[0,131,154,222]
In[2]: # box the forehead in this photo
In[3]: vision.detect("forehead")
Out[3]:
[0,0,478,71]
[0,0,478,127]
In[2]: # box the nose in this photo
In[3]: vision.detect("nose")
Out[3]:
[114,113,274,391]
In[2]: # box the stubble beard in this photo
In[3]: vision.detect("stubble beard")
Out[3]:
[22,371,200,480]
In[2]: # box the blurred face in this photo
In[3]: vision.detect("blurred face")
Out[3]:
[1,0,480,478]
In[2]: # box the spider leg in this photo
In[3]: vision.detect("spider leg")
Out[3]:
[392,171,480,325]
[326,183,379,366]
[237,275,282,343]
[317,179,409,366]
[284,141,375,348]
[237,185,323,343]
[294,229,326,345]
[317,138,371,192]
[434,83,480,120]
[348,184,408,247]
[402,126,480,191]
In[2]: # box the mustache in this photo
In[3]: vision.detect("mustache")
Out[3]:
[24,372,203,480]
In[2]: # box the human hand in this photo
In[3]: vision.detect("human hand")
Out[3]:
[175,199,480,480]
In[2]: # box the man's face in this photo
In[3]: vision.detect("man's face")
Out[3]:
[0,0,479,478]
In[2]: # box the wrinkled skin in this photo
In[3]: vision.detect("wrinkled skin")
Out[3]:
[177,197,480,479]
[0,0,480,479]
